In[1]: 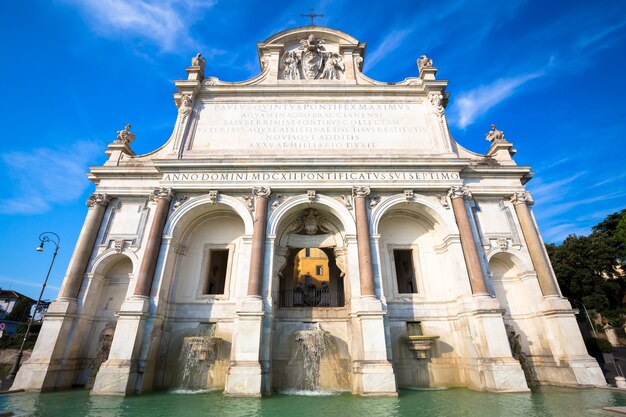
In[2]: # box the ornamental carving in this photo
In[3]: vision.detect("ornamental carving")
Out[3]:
[207,190,219,204]
[307,190,316,203]
[404,189,415,203]
[429,93,445,116]
[281,34,345,80]
[352,186,370,197]
[510,191,534,206]
[271,194,285,209]
[149,187,174,202]
[178,94,193,116]
[292,209,330,235]
[172,195,188,211]
[448,186,472,200]
[340,194,353,210]
[252,186,271,198]
[86,193,111,207]
[116,124,135,144]
[369,195,381,208]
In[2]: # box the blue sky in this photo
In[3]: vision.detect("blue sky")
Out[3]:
[0,0,625,300]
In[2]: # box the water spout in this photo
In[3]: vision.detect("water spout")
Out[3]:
[292,322,335,390]
[177,324,221,390]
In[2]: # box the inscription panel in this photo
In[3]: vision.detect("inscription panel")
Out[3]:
[193,103,436,151]
[161,171,461,189]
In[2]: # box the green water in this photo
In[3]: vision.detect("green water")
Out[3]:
[2,387,626,417]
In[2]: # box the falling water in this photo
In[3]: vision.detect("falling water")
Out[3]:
[178,323,221,390]
[292,322,335,390]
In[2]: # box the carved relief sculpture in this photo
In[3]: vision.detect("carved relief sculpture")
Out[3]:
[320,53,344,80]
[282,51,300,80]
[299,34,325,79]
[178,94,193,116]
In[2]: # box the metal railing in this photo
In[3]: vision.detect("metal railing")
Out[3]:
[278,288,345,307]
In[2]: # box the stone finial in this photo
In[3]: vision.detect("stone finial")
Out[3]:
[116,124,135,144]
[191,53,205,71]
[86,193,111,208]
[187,52,206,81]
[485,124,508,143]
[417,55,433,70]
[510,191,534,206]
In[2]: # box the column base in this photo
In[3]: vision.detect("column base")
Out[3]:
[353,360,398,396]
[11,299,78,392]
[91,360,139,396]
[91,296,150,396]
[224,361,263,397]
[462,358,530,392]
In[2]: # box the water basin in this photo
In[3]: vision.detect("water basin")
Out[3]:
[2,387,626,417]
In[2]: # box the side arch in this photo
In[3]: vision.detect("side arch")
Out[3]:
[165,193,254,237]
[371,194,456,236]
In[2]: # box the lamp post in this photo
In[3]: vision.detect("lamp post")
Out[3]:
[568,298,598,339]
[6,232,60,380]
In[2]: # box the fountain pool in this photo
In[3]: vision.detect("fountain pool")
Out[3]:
[2,387,626,417]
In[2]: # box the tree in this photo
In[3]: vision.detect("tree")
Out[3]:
[547,209,626,324]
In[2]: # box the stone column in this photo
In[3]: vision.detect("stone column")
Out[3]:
[134,187,173,297]
[510,192,559,297]
[448,186,488,295]
[247,186,271,297]
[353,186,376,297]
[59,193,111,300]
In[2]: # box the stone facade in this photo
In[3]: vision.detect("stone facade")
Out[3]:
[11,26,605,396]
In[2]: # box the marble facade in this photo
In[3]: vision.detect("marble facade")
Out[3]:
[11,26,605,396]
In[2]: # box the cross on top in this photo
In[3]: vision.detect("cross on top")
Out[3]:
[300,8,325,26]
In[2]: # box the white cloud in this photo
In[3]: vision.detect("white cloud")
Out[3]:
[63,0,216,52]
[364,28,415,71]
[449,71,543,128]
[0,140,102,215]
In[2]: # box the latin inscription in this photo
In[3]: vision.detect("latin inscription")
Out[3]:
[162,171,460,183]
[193,103,434,150]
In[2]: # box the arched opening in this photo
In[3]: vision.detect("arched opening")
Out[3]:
[79,255,132,387]
[278,247,344,307]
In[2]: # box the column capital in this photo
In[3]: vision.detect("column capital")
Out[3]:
[86,193,111,208]
[252,186,271,198]
[510,191,534,206]
[352,186,371,197]
[149,187,174,202]
[448,185,472,200]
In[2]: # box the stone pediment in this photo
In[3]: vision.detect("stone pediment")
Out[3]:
[257,26,366,84]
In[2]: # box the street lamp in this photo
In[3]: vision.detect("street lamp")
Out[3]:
[6,232,60,380]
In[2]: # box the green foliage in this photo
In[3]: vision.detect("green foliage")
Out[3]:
[584,337,614,354]
[547,209,626,319]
